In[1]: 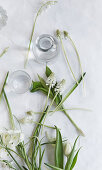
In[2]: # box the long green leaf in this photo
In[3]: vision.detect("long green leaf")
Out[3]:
[55,127,63,168]
[65,137,79,170]
[70,148,81,170]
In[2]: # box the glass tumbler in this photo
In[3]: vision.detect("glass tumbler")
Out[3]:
[8,70,32,94]
[32,34,59,63]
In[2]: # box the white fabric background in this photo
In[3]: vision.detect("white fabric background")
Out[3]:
[0,0,101,169]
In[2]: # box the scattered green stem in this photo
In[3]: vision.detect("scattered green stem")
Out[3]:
[6,148,23,170]
[66,33,85,92]
[62,107,85,136]
[42,91,59,132]
[0,72,9,102]
[43,84,51,113]
[57,31,78,84]
[3,91,15,130]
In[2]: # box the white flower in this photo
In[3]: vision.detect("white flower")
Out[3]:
[39,1,57,15]
[64,141,72,157]
[0,130,24,148]
[0,6,8,30]
[54,79,66,93]
[46,72,56,87]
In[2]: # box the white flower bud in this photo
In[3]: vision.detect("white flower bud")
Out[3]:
[64,141,72,157]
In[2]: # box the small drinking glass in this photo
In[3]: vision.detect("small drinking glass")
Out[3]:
[32,34,59,63]
[8,70,32,94]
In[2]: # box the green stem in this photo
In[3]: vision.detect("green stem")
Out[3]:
[24,1,57,67]
[0,72,9,102]
[67,34,85,90]
[0,47,9,58]
[59,35,78,84]
[3,91,15,130]
[6,148,23,170]
[62,106,85,136]
[42,91,59,132]
[30,120,55,129]
[43,84,51,113]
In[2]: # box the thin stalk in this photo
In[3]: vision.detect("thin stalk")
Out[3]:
[43,84,51,113]
[51,107,92,113]
[59,35,78,84]
[3,91,15,130]
[0,72,9,102]
[27,107,92,116]
[30,120,55,129]
[0,47,9,58]
[42,91,59,132]
[6,148,23,170]
[67,34,85,91]
[24,1,57,67]
[62,106,85,136]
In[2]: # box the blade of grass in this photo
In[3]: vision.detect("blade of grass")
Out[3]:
[0,71,9,102]
[0,47,9,58]
[3,90,15,130]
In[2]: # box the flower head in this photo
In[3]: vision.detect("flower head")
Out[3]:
[39,1,57,15]
[46,72,56,87]
[63,30,68,39]
[0,130,24,148]
[56,29,61,37]
[55,79,66,93]
[64,141,72,157]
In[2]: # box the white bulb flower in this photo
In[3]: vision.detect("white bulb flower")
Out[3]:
[46,72,56,87]
[64,141,72,157]
[0,130,24,148]
[55,79,66,93]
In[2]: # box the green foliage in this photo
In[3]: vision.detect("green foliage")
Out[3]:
[55,127,63,168]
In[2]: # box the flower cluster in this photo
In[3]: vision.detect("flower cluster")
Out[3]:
[46,72,56,87]
[0,130,24,148]
[55,79,66,93]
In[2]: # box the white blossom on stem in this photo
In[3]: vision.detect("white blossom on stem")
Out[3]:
[54,79,66,93]
[63,141,72,157]
[46,72,56,87]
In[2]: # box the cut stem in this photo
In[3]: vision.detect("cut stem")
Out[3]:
[59,34,78,84]
[67,34,85,91]
[0,72,9,102]
[3,91,15,130]
[0,47,9,58]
